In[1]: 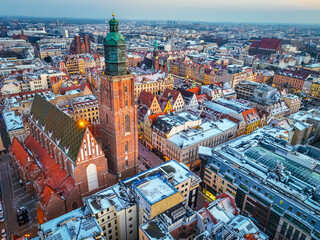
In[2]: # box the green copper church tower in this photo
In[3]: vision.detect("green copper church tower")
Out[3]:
[104,13,126,76]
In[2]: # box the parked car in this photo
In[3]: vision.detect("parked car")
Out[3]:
[0,212,3,218]
[1,229,6,237]
[17,207,26,212]
[18,218,29,226]
[0,217,4,223]
[17,214,28,221]
[17,209,28,217]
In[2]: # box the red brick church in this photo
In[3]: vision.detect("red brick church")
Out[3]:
[9,14,138,224]
[10,94,116,223]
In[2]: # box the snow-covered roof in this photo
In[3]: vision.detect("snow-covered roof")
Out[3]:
[134,175,178,204]
[123,160,199,188]
[84,184,134,215]
[169,119,237,149]
[38,207,103,240]
[3,111,24,132]
[140,219,174,240]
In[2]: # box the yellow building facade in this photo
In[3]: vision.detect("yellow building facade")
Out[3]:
[309,80,320,98]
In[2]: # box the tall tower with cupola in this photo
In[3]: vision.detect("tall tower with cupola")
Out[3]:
[98,14,138,180]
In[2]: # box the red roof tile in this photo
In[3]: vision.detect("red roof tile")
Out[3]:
[149,112,167,125]
[250,38,281,50]
[59,86,78,95]
[40,185,55,208]
[162,88,180,103]
[25,135,73,193]
[10,137,32,167]
[242,108,260,122]
[138,90,156,108]
[188,87,200,95]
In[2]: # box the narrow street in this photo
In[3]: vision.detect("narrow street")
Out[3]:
[138,142,164,171]
[0,154,15,235]
[0,154,38,238]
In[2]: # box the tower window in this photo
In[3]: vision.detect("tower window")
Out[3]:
[125,143,128,154]
[125,115,130,132]
[106,114,108,124]
[125,86,128,93]
[125,99,128,108]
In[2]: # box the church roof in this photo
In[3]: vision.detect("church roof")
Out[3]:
[30,94,85,162]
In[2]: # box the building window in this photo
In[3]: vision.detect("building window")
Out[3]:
[72,202,78,210]
[125,99,128,108]
[125,115,130,132]
[125,86,127,93]
[125,143,128,154]
[106,114,108,124]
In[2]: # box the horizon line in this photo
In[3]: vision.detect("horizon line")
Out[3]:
[0,15,320,26]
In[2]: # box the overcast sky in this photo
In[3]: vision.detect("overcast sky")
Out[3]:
[1,0,320,24]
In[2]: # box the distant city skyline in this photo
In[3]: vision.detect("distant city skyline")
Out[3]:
[1,0,320,24]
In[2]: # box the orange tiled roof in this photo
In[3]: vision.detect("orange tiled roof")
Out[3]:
[188,87,200,95]
[10,137,32,167]
[242,108,259,122]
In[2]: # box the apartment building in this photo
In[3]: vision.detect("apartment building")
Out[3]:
[134,73,174,98]
[166,119,237,166]
[3,111,29,143]
[162,88,185,112]
[58,94,99,124]
[199,126,320,239]
[85,160,201,239]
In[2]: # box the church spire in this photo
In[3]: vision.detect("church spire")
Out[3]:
[154,40,158,52]
[109,13,119,32]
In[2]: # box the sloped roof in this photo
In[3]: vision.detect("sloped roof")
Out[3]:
[242,108,260,123]
[30,94,85,162]
[59,86,78,95]
[250,38,281,50]
[188,87,200,95]
[138,90,156,108]
[138,104,149,120]
[40,185,56,208]
[162,88,180,103]
[79,82,92,92]
[260,38,281,50]
[10,137,32,167]
[177,88,194,98]
[149,112,166,125]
